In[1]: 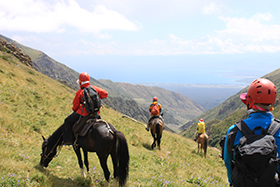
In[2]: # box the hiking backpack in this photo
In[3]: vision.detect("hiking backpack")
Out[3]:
[230,119,280,187]
[82,86,101,114]
[150,104,159,116]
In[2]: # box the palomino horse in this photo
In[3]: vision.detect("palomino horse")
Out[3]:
[40,119,129,187]
[149,114,164,150]
[197,133,209,158]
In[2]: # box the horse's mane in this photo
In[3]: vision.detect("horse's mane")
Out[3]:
[47,125,64,147]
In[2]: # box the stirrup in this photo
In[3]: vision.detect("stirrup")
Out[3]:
[73,134,79,149]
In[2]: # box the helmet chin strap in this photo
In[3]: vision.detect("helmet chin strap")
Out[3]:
[80,81,90,85]
[76,80,90,85]
[253,103,273,111]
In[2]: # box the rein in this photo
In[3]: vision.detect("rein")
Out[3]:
[41,133,63,161]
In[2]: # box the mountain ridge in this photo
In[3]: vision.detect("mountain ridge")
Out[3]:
[0,34,205,131]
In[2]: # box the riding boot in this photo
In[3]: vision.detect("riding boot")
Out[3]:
[63,112,80,145]
[63,124,74,145]
[146,124,149,131]
[146,117,153,131]
[194,132,198,142]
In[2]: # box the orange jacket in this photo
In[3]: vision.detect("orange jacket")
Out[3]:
[72,83,108,116]
[149,102,162,116]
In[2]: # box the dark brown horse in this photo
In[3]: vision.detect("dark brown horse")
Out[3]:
[197,133,209,158]
[149,114,164,150]
[40,119,129,187]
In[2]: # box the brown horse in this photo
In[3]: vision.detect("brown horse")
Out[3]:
[197,133,209,158]
[149,114,164,150]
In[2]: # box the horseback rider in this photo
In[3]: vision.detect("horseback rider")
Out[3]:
[194,119,205,141]
[146,97,163,131]
[224,78,280,187]
[62,72,108,145]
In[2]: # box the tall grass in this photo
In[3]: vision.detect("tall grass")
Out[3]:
[0,51,228,186]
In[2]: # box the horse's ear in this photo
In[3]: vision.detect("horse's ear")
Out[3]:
[42,136,45,141]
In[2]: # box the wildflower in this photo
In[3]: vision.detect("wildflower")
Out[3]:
[164,180,169,184]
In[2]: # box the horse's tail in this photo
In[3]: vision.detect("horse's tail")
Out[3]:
[115,131,129,186]
[203,135,208,152]
[156,123,162,138]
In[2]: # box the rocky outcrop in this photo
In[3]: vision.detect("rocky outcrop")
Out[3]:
[0,38,33,68]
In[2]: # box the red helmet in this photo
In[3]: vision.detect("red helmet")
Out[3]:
[199,119,204,122]
[153,97,158,101]
[243,78,277,108]
[79,72,90,82]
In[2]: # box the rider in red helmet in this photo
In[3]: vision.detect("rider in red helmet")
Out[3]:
[63,72,108,145]
[224,78,280,186]
[146,96,163,131]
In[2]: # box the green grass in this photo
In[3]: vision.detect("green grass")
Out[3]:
[0,50,228,186]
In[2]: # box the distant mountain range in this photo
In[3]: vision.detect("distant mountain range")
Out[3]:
[142,83,245,110]
[0,34,205,131]
[180,68,280,147]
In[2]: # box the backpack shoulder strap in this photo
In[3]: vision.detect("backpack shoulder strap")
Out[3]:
[235,120,253,136]
[226,126,239,158]
[267,118,280,136]
[88,85,96,91]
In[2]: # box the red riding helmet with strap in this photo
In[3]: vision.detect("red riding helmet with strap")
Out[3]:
[241,78,277,110]
[79,72,90,82]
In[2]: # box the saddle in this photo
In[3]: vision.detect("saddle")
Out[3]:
[73,114,98,137]
[73,114,115,138]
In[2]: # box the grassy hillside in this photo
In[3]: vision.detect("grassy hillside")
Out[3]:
[181,68,280,148]
[0,46,228,186]
[0,34,205,132]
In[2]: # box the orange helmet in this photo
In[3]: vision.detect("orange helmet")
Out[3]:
[241,78,277,109]
[153,97,158,101]
[79,72,90,82]
[77,72,90,85]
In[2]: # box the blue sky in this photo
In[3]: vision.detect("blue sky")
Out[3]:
[0,0,279,85]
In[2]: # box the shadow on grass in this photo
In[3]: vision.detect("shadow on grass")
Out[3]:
[191,149,205,158]
[34,164,97,187]
[142,142,153,150]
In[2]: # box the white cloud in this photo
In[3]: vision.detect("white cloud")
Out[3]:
[2,1,280,56]
[0,0,139,35]
[202,3,222,15]
[217,13,280,42]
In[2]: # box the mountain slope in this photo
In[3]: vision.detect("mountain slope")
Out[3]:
[99,80,205,124]
[0,46,228,186]
[0,34,205,130]
[181,68,280,147]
